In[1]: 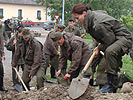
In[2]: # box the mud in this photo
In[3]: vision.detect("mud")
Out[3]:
[0,78,133,100]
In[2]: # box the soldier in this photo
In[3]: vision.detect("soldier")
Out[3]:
[65,18,86,38]
[43,24,65,79]
[71,4,132,93]
[0,20,8,92]
[64,18,81,36]
[51,32,92,83]
[12,28,45,90]
[4,19,13,41]
[6,27,25,88]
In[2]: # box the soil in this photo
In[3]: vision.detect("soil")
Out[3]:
[0,78,133,100]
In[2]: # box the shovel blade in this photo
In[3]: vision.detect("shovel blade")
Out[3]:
[14,84,22,92]
[68,77,89,99]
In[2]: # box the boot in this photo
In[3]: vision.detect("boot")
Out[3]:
[0,77,8,92]
[99,73,117,93]
[50,66,56,79]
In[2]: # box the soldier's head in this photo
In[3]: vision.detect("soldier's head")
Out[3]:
[56,24,66,32]
[68,18,75,28]
[71,4,92,24]
[22,28,31,41]
[51,32,64,46]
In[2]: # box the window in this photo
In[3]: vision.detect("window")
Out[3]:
[18,9,22,18]
[37,10,41,20]
[0,8,3,18]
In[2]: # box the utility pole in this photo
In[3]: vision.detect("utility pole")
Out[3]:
[62,0,65,24]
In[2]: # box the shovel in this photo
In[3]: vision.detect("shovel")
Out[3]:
[68,52,96,99]
[13,67,29,92]
[13,83,22,92]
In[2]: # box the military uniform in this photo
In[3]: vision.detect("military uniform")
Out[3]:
[4,19,14,41]
[64,25,81,37]
[84,10,132,93]
[12,29,45,90]
[6,34,25,86]
[51,32,92,82]
[43,30,59,78]
[0,22,8,92]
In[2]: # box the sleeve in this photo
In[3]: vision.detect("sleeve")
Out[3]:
[68,41,82,75]
[58,48,67,70]
[30,42,42,76]
[75,27,81,37]
[11,43,21,67]
[48,33,58,55]
[94,23,116,51]
[0,31,4,57]
[49,38,58,55]
[5,36,15,51]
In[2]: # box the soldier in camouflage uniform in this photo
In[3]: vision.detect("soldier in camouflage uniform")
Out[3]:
[0,20,8,92]
[43,24,65,79]
[72,4,132,93]
[12,28,45,90]
[51,32,92,83]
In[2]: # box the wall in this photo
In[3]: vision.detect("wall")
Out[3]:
[0,3,46,22]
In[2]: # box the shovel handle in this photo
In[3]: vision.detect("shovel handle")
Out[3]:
[82,52,96,73]
[13,67,29,92]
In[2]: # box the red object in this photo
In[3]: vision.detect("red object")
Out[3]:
[22,20,35,26]
[54,15,60,21]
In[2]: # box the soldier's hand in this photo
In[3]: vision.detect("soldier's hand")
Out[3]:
[2,56,6,60]
[64,73,71,80]
[56,69,61,77]
[56,51,60,56]
[81,34,86,38]
[29,74,33,79]
[93,47,99,56]
[13,39,16,45]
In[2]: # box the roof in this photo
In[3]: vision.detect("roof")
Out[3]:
[0,0,41,6]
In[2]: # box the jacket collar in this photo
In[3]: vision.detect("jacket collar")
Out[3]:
[84,10,94,33]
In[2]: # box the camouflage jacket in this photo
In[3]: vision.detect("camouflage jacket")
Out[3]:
[43,31,58,56]
[84,10,132,52]
[64,26,81,37]
[59,32,91,75]
[12,37,45,76]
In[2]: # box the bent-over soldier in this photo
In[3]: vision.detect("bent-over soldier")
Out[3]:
[12,28,45,90]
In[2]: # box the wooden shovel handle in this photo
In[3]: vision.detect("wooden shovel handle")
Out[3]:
[82,52,96,73]
[13,67,29,92]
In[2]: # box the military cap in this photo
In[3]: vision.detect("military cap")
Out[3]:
[69,18,75,22]
[51,32,63,42]
[56,24,66,29]
[22,28,31,38]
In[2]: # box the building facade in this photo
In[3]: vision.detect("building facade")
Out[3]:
[0,0,46,23]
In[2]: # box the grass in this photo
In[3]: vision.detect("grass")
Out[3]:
[46,34,133,81]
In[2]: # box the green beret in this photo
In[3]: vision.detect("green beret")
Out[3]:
[22,28,31,38]
[51,32,62,42]
[56,24,66,29]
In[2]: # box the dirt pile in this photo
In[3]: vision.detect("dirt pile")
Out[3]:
[1,84,95,100]
[0,78,133,100]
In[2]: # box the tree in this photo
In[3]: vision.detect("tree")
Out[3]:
[89,0,133,19]
[120,14,133,33]
[35,0,133,25]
